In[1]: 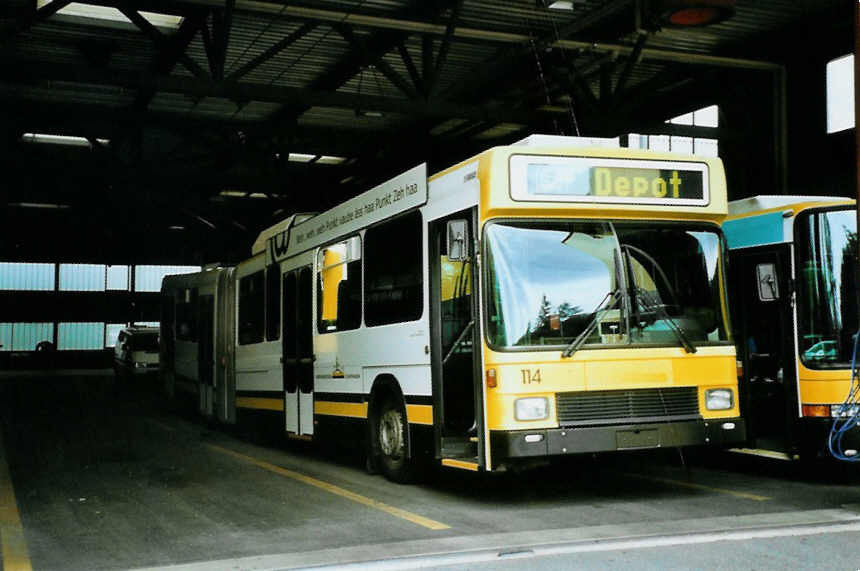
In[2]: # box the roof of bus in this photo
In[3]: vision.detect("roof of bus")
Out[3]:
[428,143,725,182]
[727,195,854,218]
[251,213,317,256]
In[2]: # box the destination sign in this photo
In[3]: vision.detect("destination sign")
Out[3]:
[509,155,709,206]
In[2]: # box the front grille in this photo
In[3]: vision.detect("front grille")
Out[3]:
[557,387,700,427]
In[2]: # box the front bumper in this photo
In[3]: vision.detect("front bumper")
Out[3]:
[491,417,746,461]
[797,417,860,459]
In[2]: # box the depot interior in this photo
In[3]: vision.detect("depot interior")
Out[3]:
[0,0,853,364]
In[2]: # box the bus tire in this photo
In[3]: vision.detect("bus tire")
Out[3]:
[374,396,414,484]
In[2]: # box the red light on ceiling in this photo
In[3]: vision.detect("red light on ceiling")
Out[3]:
[669,7,721,26]
[658,0,735,27]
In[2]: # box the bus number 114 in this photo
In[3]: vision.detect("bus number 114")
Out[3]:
[521,369,542,384]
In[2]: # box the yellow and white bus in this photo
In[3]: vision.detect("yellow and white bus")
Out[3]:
[161,136,745,482]
[724,196,860,461]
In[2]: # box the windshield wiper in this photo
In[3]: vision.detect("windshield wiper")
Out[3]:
[633,286,697,354]
[562,289,621,359]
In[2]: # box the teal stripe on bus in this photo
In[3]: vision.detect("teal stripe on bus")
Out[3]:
[724,211,786,249]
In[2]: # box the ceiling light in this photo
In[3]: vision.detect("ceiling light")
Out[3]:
[168,225,186,231]
[219,190,268,199]
[316,155,347,165]
[8,202,71,209]
[656,0,735,27]
[287,153,316,163]
[20,133,109,147]
[355,109,384,118]
[547,1,574,10]
[37,1,183,30]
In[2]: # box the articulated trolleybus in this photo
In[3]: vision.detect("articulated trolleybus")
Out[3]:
[724,196,860,461]
[161,136,745,482]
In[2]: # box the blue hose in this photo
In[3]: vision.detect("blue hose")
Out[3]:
[828,329,860,461]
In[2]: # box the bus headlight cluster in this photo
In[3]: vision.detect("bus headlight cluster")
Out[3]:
[705,389,733,410]
[515,397,548,421]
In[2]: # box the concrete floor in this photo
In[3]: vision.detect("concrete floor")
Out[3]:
[1,372,860,570]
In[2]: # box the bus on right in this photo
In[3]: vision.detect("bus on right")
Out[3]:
[724,195,860,461]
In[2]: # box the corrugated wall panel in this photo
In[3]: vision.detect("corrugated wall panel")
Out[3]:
[3,322,54,351]
[105,323,124,348]
[57,322,105,350]
[0,323,11,351]
[0,263,55,291]
[59,264,106,291]
[106,265,129,290]
[135,265,200,292]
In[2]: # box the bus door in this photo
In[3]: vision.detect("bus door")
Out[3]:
[198,293,215,417]
[732,246,795,449]
[430,209,482,463]
[283,267,314,436]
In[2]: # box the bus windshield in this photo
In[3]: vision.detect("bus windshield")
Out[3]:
[796,208,859,368]
[484,220,729,350]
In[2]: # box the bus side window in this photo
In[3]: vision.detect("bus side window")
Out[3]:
[238,271,265,345]
[317,236,362,333]
[175,288,197,341]
[364,211,423,326]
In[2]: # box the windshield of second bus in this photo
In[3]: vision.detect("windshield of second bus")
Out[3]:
[484,220,729,351]
[796,207,859,368]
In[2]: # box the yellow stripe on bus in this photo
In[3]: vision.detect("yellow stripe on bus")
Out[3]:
[315,401,433,425]
[315,401,368,419]
[236,397,284,411]
[406,404,433,425]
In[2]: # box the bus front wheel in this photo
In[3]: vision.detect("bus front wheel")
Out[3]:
[374,397,414,484]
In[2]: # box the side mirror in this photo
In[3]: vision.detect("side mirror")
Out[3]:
[446,219,469,261]
[756,262,780,301]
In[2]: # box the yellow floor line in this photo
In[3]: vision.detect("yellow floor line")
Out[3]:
[206,443,451,531]
[0,430,32,571]
[617,471,771,502]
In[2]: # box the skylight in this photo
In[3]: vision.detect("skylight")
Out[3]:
[37,1,183,30]
[827,54,854,134]
[20,133,109,148]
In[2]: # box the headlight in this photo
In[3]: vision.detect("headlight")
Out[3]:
[515,397,548,421]
[705,388,733,410]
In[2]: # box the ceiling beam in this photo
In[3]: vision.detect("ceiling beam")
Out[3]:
[133,12,207,112]
[397,40,425,96]
[427,0,463,97]
[2,62,555,124]
[117,3,209,78]
[227,21,317,81]
[332,23,418,99]
[0,0,73,45]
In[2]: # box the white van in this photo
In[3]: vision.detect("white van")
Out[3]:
[114,326,160,380]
